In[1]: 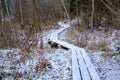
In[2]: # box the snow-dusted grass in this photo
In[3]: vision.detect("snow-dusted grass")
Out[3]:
[89,52,120,80]
[60,25,120,80]
[33,49,72,80]
[0,28,72,80]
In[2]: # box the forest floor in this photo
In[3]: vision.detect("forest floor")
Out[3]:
[0,20,120,80]
[0,26,72,80]
[59,23,120,80]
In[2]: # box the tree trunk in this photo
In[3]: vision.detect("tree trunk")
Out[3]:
[5,0,13,48]
[60,0,70,22]
[32,0,38,47]
[0,0,3,37]
[91,0,95,32]
[19,0,23,24]
[75,0,79,26]
[1,0,5,23]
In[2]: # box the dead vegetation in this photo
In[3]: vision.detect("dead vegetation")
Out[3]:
[0,26,54,79]
[0,49,52,79]
[66,23,120,53]
[35,59,52,71]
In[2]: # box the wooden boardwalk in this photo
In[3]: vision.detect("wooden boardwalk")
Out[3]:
[48,21,100,80]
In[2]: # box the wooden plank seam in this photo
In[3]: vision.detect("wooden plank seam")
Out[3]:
[48,22,100,80]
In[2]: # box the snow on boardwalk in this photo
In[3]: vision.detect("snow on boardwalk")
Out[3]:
[49,21,100,80]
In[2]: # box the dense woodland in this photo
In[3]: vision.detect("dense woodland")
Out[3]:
[0,0,120,49]
[0,0,63,49]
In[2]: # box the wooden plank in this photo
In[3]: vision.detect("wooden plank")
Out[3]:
[50,34,52,40]
[53,40,76,49]
[56,34,58,40]
[79,48,100,80]
[50,34,78,49]
[50,34,54,41]
[72,49,81,80]
[76,50,91,80]
[48,21,100,80]
[51,34,57,41]
[56,28,65,34]
[56,27,69,34]
[53,34,55,41]
[49,40,69,50]
[54,34,58,41]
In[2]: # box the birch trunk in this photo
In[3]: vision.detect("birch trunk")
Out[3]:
[60,0,70,22]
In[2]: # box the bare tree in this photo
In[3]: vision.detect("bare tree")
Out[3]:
[33,0,38,46]
[0,0,3,39]
[19,0,23,24]
[75,0,80,26]
[60,0,70,21]
[91,0,95,32]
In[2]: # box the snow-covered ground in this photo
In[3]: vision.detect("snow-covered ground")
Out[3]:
[89,51,120,80]
[0,27,72,80]
[59,21,120,80]
[1,19,120,80]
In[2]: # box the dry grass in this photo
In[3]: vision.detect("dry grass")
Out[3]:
[0,19,60,49]
[35,58,52,71]
[87,39,109,51]
[65,25,116,52]
[66,26,89,48]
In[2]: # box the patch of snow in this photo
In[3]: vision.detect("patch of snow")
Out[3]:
[59,19,120,80]
[34,49,72,80]
[88,51,120,80]
[0,24,72,79]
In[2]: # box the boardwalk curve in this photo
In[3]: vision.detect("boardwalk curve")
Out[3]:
[48,21,100,80]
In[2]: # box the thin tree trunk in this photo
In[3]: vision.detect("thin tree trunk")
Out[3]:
[60,0,70,22]
[75,0,79,26]
[0,0,5,47]
[0,1,4,23]
[47,0,55,23]
[0,0,2,21]
[33,0,38,47]
[5,0,9,17]
[91,0,94,32]
[0,0,3,37]
[5,0,13,48]
[19,0,23,24]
